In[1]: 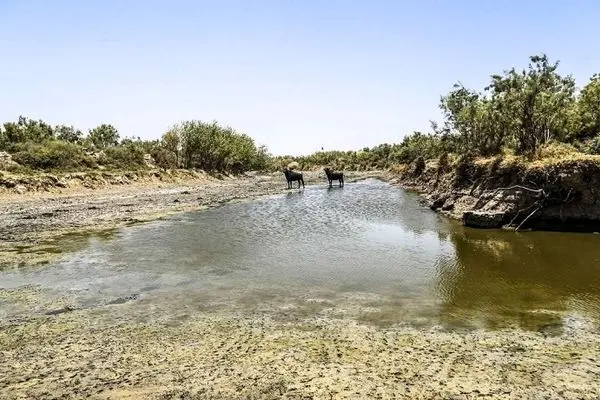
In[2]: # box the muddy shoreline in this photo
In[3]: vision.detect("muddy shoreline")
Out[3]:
[1,306,599,400]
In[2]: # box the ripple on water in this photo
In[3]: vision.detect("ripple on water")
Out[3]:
[2,179,600,333]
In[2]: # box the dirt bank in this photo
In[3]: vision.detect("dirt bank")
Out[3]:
[393,155,600,232]
[0,169,386,267]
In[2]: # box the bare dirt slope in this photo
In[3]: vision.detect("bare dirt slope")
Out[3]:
[393,155,600,232]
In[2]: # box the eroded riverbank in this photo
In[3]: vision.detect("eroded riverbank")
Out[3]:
[392,156,600,232]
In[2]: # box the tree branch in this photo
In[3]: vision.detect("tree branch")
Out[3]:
[515,204,542,231]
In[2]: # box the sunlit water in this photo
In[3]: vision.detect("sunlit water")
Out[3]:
[2,179,600,333]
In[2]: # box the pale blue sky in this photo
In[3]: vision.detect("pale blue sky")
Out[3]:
[2,1,600,155]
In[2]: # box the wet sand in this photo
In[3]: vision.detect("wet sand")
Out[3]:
[1,170,599,399]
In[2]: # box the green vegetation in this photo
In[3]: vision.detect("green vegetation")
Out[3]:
[168,120,270,173]
[277,54,600,171]
[0,117,270,174]
[1,54,599,175]
[11,140,96,171]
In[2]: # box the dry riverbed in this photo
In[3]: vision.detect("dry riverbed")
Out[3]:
[1,170,599,399]
[1,301,599,400]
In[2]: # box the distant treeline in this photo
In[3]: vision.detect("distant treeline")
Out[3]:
[277,54,600,171]
[2,54,599,174]
[0,118,270,173]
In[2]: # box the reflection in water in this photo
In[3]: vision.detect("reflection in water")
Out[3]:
[437,226,600,332]
[1,179,600,333]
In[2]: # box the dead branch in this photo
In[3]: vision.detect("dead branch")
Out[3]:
[493,185,544,194]
[515,204,542,232]
[507,211,521,228]
[507,201,539,228]
[563,188,574,203]
[475,184,544,210]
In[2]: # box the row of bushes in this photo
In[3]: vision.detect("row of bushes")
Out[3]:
[427,54,600,160]
[0,118,270,173]
[0,117,122,151]
[1,140,154,172]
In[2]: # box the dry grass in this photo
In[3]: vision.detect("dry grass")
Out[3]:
[389,163,409,174]
[529,142,600,168]
[403,144,600,174]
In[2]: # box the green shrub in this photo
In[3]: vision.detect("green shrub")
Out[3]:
[453,152,476,185]
[100,144,146,169]
[438,152,449,173]
[0,128,7,151]
[586,136,600,155]
[88,124,120,149]
[2,116,54,148]
[168,120,270,173]
[11,140,95,170]
[412,156,426,175]
[152,148,178,169]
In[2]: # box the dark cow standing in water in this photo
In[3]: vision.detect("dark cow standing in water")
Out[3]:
[324,167,344,188]
[283,167,305,189]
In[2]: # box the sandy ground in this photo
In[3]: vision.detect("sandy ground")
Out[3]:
[1,170,599,399]
[1,303,599,400]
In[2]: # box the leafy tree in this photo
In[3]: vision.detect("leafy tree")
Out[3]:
[171,120,269,173]
[438,54,576,157]
[2,116,54,147]
[54,124,83,143]
[485,54,576,154]
[440,86,496,155]
[88,124,120,149]
[161,128,181,166]
[577,74,600,139]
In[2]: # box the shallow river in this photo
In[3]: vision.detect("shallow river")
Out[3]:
[2,179,600,333]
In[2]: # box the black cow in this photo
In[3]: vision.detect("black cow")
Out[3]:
[324,167,344,187]
[283,167,305,189]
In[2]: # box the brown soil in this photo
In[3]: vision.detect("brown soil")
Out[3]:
[392,156,600,232]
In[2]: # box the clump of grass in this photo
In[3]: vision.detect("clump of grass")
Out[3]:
[529,142,600,168]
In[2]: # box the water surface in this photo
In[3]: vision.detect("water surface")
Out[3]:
[2,179,600,333]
